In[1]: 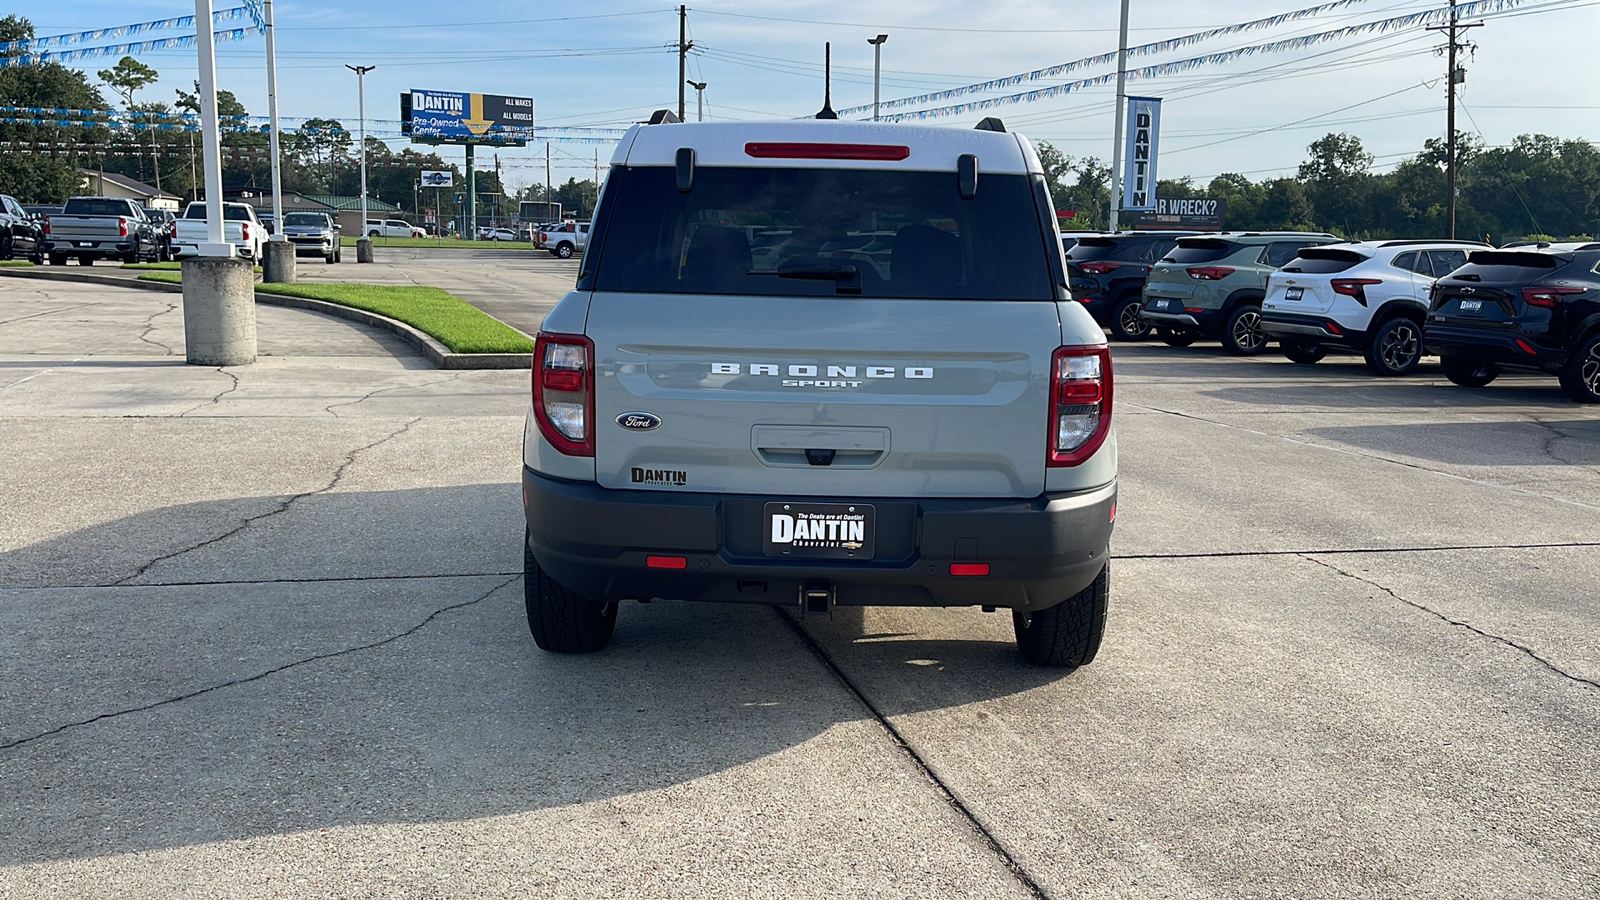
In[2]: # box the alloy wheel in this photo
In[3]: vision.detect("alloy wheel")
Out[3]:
[1585,344,1600,396]
[1233,310,1265,351]
[1380,321,1421,371]
[1118,301,1151,338]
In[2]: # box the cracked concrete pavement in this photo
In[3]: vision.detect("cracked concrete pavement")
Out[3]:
[2,273,1598,898]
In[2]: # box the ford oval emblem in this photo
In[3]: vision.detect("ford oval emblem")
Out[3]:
[616,412,662,431]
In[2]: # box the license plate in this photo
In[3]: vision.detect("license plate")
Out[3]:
[1149,298,1172,311]
[1284,287,1303,301]
[1460,299,1482,311]
[78,241,94,247]
[764,502,875,560]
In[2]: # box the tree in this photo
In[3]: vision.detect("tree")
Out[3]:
[1297,133,1373,236]
[0,16,110,202]
[98,57,162,188]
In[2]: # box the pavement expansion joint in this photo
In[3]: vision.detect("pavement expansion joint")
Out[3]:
[1115,540,1600,560]
[1125,401,1600,514]
[177,366,243,416]
[0,575,518,753]
[1299,554,1600,692]
[774,608,1055,900]
[111,417,423,586]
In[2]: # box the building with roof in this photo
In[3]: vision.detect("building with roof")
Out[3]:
[77,170,183,211]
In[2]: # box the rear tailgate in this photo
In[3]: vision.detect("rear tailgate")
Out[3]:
[1432,251,1571,330]
[588,293,1060,499]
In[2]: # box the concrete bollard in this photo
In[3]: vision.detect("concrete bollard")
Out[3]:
[180,256,256,367]
[356,237,374,263]
[262,239,296,283]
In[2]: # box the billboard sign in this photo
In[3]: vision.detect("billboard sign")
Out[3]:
[1120,96,1161,212]
[402,89,534,146]
[1124,196,1227,231]
[420,170,452,187]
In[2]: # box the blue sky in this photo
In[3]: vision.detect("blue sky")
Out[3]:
[34,1,1600,195]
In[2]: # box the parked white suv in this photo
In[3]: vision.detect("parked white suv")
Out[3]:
[1261,239,1489,375]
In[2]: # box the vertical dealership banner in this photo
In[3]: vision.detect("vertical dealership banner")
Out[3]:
[1121,96,1162,212]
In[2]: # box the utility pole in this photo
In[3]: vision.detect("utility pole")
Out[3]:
[345,64,375,260]
[868,34,888,122]
[677,6,693,122]
[1107,0,1130,232]
[1428,1,1481,239]
[545,142,552,215]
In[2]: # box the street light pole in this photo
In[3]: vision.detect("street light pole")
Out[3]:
[264,0,283,238]
[868,34,888,122]
[687,80,707,121]
[346,64,374,261]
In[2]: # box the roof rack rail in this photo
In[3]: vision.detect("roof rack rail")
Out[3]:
[1375,239,1489,248]
[646,109,682,125]
[974,117,1006,133]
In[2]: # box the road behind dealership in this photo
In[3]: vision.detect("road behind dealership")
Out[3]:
[1,261,1597,898]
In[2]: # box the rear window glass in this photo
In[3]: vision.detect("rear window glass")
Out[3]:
[1281,248,1363,274]
[1163,239,1235,264]
[63,199,134,217]
[591,165,1053,300]
[1448,251,1567,282]
[1068,236,1171,263]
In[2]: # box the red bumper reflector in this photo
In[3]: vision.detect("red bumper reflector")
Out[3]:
[1184,307,1205,314]
[1515,339,1536,355]
[949,563,990,577]
[1109,502,1117,523]
[647,556,688,570]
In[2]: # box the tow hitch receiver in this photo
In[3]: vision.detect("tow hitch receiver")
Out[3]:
[801,581,835,616]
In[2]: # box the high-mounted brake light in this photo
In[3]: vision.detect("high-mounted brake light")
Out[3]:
[531,332,595,457]
[1522,286,1583,308]
[744,142,910,161]
[1076,261,1122,275]
[1048,345,1113,467]
[1186,266,1234,281]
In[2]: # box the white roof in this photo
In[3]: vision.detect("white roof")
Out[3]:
[613,119,1038,174]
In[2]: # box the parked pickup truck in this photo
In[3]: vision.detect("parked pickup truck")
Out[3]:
[171,202,265,261]
[280,211,341,264]
[541,220,589,258]
[43,197,163,265]
[365,219,423,238]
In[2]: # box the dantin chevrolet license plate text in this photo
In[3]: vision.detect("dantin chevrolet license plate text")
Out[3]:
[763,502,876,560]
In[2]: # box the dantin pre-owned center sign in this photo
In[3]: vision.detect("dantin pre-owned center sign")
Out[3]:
[402,89,534,146]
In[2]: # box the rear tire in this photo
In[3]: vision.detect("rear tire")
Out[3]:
[0,230,13,261]
[1014,563,1109,668]
[1157,329,1199,348]
[1440,355,1500,388]
[1557,332,1600,403]
[1281,341,1327,364]
[525,537,617,653]
[1221,304,1268,355]
[1109,296,1153,341]
[1365,316,1424,376]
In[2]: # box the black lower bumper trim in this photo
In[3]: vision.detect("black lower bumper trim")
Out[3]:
[522,468,1115,612]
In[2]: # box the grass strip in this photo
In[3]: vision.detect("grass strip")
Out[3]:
[0,259,35,267]
[123,262,262,272]
[340,235,534,250]
[133,273,532,353]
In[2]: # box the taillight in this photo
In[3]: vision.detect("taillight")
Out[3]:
[41,217,49,235]
[1186,266,1234,281]
[1076,261,1122,275]
[242,222,251,242]
[1048,345,1113,467]
[1331,278,1382,307]
[532,332,595,456]
[1522,286,1583,308]
[117,217,128,237]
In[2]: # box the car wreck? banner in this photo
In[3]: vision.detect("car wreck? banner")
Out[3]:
[1121,96,1162,212]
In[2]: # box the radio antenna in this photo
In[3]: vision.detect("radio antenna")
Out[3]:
[816,42,838,119]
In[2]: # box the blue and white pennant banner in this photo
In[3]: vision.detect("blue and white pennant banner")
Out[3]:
[0,7,252,54]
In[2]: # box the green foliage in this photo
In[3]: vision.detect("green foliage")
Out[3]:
[0,16,109,202]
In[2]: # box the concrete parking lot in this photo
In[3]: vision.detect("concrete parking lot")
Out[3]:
[1,265,1597,898]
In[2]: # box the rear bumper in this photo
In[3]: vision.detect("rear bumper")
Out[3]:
[522,467,1115,611]
[1424,323,1564,370]
[1261,312,1363,347]
[1142,304,1223,335]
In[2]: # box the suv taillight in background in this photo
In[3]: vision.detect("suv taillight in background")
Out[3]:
[1186,267,1234,281]
[1076,261,1123,275]
[1048,345,1113,467]
[532,332,595,456]
[1522,286,1585,308]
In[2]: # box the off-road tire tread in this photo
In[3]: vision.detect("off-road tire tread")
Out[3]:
[1013,563,1109,667]
[525,541,616,653]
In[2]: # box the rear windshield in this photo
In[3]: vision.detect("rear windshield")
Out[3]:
[62,199,133,217]
[184,205,253,221]
[1448,251,1568,282]
[284,213,326,226]
[1163,239,1235,264]
[1280,247,1363,274]
[1068,237,1155,263]
[590,165,1053,300]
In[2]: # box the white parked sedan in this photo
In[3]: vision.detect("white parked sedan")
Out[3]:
[483,227,519,241]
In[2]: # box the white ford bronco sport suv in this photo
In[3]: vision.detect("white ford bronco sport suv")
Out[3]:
[522,113,1118,666]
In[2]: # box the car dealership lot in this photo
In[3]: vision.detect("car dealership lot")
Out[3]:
[1,275,1597,898]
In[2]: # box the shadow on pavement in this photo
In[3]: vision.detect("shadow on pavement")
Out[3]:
[0,485,1068,866]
